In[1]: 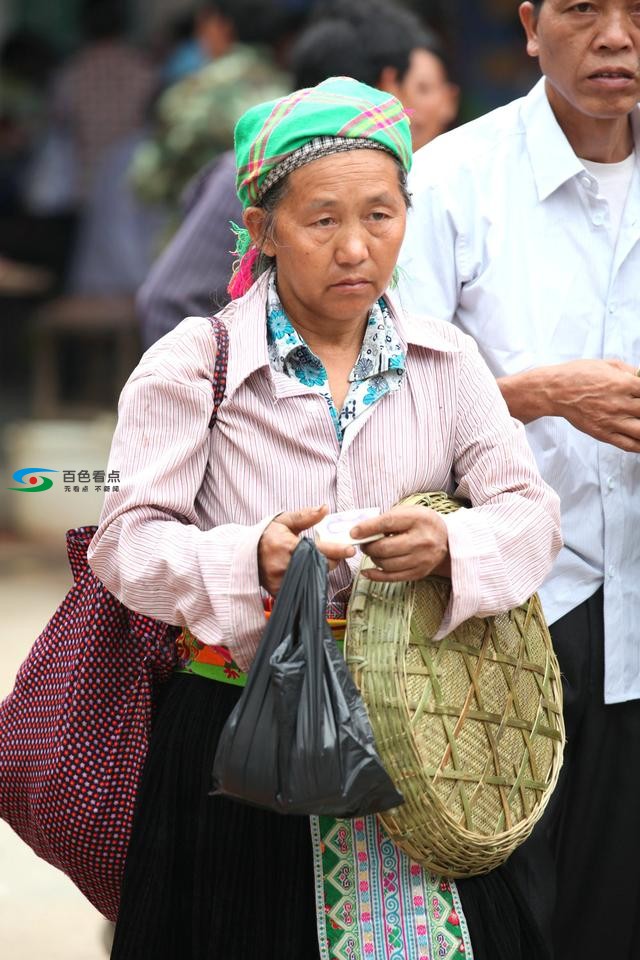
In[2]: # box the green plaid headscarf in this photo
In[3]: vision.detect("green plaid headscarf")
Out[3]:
[228,76,412,299]
[234,76,412,208]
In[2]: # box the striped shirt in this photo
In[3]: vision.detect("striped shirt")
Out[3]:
[88,272,562,673]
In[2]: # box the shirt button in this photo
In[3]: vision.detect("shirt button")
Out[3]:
[608,304,616,314]
[580,174,591,187]
[608,565,616,578]
[607,476,616,490]
[593,213,605,227]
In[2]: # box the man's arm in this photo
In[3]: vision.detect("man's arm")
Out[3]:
[400,159,640,454]
[137,152,242,348]
[498,359,640,453]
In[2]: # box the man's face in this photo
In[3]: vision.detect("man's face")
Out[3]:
[519,1,640,119]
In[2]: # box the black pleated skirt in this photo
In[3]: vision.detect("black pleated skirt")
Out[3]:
[111,673,550,960]
[457,861,551,960]
[111,675,319,960]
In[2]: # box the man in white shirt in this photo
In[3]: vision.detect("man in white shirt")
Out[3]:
[399,2,640,957]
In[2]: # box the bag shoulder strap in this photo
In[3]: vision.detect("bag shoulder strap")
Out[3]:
[208,317,229,428]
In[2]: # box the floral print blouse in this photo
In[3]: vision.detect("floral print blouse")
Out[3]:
[266,272,406,442]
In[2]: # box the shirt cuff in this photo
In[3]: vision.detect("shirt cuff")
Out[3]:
[433,507,488,639]
[196,514,279,673]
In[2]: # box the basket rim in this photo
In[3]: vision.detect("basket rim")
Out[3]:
[343,491,565,875]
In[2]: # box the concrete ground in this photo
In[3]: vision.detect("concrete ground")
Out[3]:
[0,536,111,959]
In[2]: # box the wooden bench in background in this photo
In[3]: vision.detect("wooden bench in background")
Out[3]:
[31,296,140,418]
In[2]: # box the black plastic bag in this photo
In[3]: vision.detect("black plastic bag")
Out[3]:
[211,538,403,817]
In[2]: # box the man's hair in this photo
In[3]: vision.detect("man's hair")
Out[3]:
[290,18,378,88]
[310,0,449,84]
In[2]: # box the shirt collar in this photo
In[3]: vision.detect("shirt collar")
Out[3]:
[631,109,640,165]
[384,288,464,355]
[265,272,307,370]
[216,271,273,400]
[522,76,640,203]
[521,77,585,202]
[265,271,406,379]
[216,271,460,400]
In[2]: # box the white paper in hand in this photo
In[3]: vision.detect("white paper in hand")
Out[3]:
[314,508,384,546]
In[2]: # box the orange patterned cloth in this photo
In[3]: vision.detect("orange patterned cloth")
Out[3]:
[176,604,346,686]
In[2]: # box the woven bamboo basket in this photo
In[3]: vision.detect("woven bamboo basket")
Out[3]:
[345,492,565,877]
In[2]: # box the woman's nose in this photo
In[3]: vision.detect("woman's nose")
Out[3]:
[335,227,369,265]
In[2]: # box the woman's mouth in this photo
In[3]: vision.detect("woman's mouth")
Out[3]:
[330,278,372,291]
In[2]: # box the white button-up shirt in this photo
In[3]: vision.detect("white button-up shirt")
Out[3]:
[399,77,640,704]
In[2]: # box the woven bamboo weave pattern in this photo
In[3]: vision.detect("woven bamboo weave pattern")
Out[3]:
[345,492,565,877]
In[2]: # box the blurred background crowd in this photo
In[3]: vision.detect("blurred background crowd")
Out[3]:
[0,1,540,956]
[0,0,538,436]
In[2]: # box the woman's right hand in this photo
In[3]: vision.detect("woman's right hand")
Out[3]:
[258,506,355,596]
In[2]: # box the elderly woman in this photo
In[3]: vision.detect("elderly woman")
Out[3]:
[88,78,561,960]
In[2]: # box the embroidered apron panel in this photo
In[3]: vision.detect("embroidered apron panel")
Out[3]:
[311,815,473,960]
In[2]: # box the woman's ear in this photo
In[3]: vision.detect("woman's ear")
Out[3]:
[243,207,276,257]
[377,65,402,100]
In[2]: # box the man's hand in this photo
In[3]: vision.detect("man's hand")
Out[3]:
[499,359,640,452]
[351,506,450,583]
[258,506,355,595]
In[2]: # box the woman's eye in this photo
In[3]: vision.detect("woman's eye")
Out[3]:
[313,217,335,227]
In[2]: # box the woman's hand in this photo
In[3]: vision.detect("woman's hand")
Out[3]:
[351,506,451,582]
[258,506,355,596]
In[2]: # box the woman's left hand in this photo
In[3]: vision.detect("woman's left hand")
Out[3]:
[351,506,451,582]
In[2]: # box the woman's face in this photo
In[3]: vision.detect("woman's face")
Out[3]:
[247,150,407,329]
[398,50,459,151]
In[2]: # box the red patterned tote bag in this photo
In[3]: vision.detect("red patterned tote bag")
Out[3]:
[0,318,228,921]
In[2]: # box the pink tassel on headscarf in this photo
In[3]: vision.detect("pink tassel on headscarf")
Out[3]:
[227,222,260,300]
[227,245,260,300]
